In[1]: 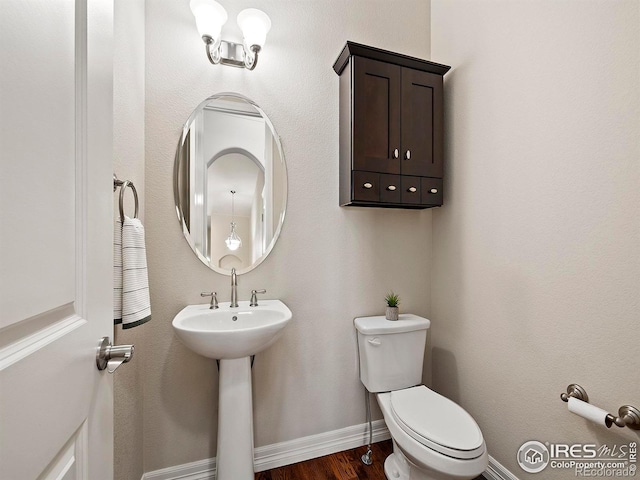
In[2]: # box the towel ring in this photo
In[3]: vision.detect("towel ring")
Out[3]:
[118,180,139,223]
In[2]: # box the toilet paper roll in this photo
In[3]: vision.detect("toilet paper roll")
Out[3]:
[568,397,611,427]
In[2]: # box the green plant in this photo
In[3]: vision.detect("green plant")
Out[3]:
[385,291,400,308]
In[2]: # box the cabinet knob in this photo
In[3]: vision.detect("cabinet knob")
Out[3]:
[408,186,417,193]
[429,188,438,194]
[393,149,399,159]
[405,150,411,160]
[363,182,373,189]
[386,185,396,191]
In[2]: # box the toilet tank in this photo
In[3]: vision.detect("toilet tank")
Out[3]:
[354,314,431,393]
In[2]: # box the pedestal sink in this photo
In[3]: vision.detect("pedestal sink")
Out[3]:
[172,300,292,480]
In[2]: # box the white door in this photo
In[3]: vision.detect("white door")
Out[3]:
[0,0,115,479]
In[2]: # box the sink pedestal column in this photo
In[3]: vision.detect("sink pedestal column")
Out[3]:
[217,357,254,480]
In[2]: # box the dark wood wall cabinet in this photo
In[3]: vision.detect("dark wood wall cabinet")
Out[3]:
[333,42,450,209]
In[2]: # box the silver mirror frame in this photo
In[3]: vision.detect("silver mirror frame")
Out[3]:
[174,92,287,276]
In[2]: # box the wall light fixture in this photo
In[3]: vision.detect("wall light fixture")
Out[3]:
[190,0,271,70]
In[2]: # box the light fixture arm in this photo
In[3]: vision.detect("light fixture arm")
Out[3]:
[243,45,260,70]
[202,35,222,65]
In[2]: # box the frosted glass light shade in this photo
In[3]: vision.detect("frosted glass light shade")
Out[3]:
[237,8,271,48]
[225,237,241,251]
[225,224,242,251]
[190,0,228,40]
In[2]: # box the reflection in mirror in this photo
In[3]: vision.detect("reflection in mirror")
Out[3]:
[174,93,287,275]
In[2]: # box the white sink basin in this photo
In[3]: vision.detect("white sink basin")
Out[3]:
[172,300,292,359]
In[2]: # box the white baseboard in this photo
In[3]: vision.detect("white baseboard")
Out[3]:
[254,418,391,472]
[142,457,216,480]
[485,455,521,480]
[141,421,522,480]
[142,419,390,480]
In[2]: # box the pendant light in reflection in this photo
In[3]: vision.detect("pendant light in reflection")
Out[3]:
[225,190,242,251]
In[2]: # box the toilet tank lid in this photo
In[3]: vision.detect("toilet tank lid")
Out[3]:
[354,314,431,335]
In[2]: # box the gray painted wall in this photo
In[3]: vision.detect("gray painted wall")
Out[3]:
[431,1,640,478]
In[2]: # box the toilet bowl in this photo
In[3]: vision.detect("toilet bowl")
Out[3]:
[354,314,488,480]
[377,388,487,480]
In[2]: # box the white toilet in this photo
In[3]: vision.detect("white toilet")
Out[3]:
[354,314,488,480]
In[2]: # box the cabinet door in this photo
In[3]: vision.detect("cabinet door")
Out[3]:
[353,57,401,174]
[401,68,443,178]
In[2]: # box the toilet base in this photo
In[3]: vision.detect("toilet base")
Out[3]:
[385,451,439,480]
[384,452,409,480]
[384,441,475,480]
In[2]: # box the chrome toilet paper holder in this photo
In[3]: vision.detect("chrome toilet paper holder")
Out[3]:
[560,383,640,430]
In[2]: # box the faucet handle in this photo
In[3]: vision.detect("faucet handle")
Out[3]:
[250,289,267,307]
[200,292,218,309]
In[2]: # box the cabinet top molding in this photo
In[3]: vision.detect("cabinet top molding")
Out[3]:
[333,41,451,76]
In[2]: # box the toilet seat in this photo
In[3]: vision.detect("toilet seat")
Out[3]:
[390,386,484,460]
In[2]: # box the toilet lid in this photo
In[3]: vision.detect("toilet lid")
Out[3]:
[390,386,484,460]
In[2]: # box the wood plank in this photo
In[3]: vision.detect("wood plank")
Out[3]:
[255,441,393,480]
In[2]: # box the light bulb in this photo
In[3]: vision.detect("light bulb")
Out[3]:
[190,0,228,40]
[225,221,242,251]
[237,8,271,49]
[225,237,241,251]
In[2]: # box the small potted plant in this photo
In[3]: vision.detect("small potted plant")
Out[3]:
[385,292,400,321]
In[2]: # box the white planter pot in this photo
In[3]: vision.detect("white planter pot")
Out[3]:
[385,306,399,321]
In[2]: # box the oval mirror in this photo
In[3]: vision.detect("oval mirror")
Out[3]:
[174,93,287,275]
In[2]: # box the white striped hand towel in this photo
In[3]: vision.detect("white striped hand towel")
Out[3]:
[114,216,151,329]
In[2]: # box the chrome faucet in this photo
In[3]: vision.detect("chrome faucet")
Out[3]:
[230,268,238,308]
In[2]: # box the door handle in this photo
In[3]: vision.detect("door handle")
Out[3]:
[96,336,134,373]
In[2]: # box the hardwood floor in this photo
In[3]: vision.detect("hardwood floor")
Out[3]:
[255,440,486,480]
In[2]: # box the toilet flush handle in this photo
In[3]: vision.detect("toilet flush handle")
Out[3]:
[368,337,381,346]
